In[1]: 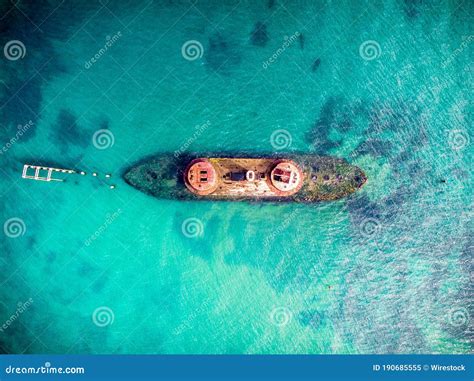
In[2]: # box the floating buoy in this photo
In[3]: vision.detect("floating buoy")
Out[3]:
[92,172,98,177]
[80,171,86,175]
[110,185,115,189]
[105,174,111,178]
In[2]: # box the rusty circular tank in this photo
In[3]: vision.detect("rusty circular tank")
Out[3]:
[184,158,218,195]
[267,160,304,196]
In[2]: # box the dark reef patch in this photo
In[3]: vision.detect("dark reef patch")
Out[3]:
[99,119,109,130]
[351,139,393,159]
[26,237,36,251]
[347,174,420,236]
[458,228,473,330]
[91,274,108,293]
[49,109,90,155]
[298,33,304,49]
[403,0,423,19]
[76,260,96,278]
[311,58,321,72]
[44,251,57,263]
[460,229,473,275]
[205,33,241,74]
[367,97,423,136]
[347,194,383,225]
[306,97,371,155]
[0,340,8,354]
[306,98,343,154]
[361,96,430,167]
[0,74,41,142]
[298,309,323,329]
[389,150,412,166]
[250,22,269,47]
[0,0,83,143]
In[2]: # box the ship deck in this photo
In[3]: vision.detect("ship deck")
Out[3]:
[204,158,297,198]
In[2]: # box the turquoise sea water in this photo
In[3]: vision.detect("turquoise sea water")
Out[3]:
[0,0,472,354]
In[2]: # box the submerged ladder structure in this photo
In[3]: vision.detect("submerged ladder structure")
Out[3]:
[22,164,75,182]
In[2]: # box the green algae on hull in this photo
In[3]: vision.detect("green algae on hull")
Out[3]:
[123,154,367,202]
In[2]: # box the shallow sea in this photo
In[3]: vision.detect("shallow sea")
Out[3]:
[0,0,472,354]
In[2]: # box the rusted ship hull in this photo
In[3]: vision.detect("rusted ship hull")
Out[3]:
[123,154,367,202]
